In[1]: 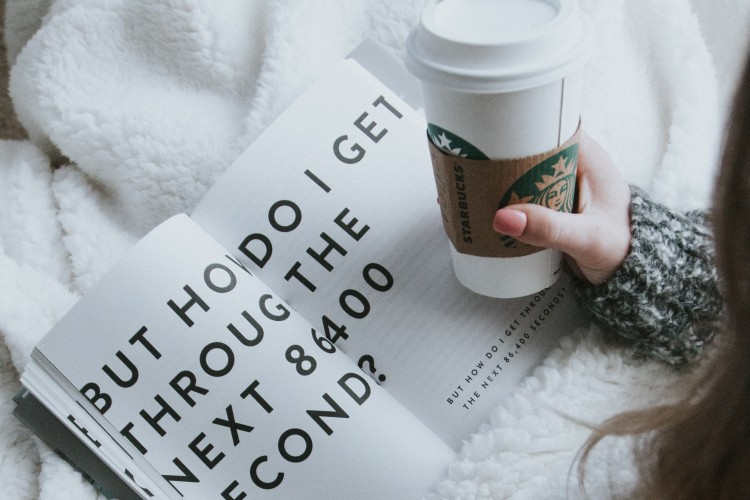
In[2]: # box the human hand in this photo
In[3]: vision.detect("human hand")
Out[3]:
[493,132,631,285]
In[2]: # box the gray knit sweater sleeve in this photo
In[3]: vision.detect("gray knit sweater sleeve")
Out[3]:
[573,186,724,365]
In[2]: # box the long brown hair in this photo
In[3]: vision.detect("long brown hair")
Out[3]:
[577,51,750,498]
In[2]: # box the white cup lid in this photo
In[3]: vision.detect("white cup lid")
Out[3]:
[405,0,592,93]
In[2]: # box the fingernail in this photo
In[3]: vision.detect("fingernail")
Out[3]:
[493,208,527,237]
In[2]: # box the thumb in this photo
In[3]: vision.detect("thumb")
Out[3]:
[493,204,594,259]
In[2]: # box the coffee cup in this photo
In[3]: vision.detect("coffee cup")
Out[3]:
[405,0,592,298]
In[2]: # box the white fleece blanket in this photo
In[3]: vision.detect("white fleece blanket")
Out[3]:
[2,1,749,498]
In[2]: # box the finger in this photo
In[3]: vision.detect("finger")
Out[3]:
[577,132,613,178]
[577,133,627,195]
[494,204,596,258]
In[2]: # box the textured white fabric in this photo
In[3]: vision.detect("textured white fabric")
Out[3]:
[2,0,749,497]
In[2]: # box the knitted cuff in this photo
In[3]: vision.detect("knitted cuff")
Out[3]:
[574,186,722,365]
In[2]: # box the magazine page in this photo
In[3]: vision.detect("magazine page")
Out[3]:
[192,50,587,449]
[20,364,162,498]
[29,214,454,499]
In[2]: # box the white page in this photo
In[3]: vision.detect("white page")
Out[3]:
[34,215,454,499]
[21,364,166,498]
[192,54,587,449]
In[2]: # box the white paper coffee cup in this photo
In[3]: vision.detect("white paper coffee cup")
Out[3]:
[406,0,592,298]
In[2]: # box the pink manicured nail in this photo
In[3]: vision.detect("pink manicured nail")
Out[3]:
[493,208,527,237]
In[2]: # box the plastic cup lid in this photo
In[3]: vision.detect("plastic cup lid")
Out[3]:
[405,0,593,93]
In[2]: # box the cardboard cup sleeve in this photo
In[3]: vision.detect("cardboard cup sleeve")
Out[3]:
[428,124,581,258]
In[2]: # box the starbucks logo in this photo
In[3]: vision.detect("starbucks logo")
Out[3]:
[499,144,579,248]
[427,124,489,160]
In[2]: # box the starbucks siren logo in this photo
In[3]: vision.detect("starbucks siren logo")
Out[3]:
[499,144,579,249]
[427,124,489,160]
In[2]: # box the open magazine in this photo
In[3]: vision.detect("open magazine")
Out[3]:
[15,41,584,499]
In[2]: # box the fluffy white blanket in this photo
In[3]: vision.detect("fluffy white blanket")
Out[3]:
[2,0,749,498]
